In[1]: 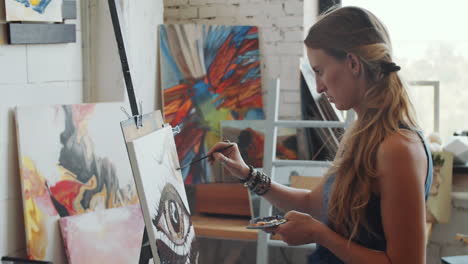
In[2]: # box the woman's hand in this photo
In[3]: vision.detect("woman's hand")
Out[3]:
[264,211,328,246]
[207,141,250,181]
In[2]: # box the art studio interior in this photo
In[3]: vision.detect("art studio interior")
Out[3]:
[1,0,468,263]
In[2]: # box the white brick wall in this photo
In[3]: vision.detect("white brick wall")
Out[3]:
[0,0,84,258]
[163,0,313,119]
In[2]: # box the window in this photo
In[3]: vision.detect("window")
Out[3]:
[341,0,468,141]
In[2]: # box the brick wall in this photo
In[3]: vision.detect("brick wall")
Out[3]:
[163,0,315,119]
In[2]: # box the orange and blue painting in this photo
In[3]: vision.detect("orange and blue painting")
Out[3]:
[16,103,139,263]
[160,24,264,183]
[6,0,63,22]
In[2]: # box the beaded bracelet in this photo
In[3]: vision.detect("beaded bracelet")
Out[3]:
[240,165,255,183]
[241,165,272,196]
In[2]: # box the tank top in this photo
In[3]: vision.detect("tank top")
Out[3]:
[307,129,433,263]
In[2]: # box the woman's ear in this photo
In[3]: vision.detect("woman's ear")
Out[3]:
[346,53,361,77]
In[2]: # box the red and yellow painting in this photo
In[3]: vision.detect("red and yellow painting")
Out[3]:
[16,103,139,263]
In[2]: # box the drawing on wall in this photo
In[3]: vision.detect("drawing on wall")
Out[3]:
[5,0,63,22]
[126,126,199,263]
[159,24,265,184]
[16,103,139,263]
[59,204,145,264]
[221,120,300,182]
[426,151,453,223]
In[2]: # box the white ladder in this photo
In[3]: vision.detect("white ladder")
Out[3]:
[255,76,355,263]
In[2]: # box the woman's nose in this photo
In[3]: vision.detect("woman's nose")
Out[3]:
[316,78,326,94]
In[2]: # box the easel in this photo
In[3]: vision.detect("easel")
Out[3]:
[107,1,159,262]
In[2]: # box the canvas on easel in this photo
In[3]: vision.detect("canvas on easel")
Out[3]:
[120,110,165,264]
[159,24,265,184]
[124,125,199,264]
[15,103,140,263]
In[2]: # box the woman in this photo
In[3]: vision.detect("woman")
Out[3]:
[208,6,433,264]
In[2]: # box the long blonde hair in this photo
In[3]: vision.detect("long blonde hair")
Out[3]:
[304,6,419,241]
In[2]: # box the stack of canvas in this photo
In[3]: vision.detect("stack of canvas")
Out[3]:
[15,103,142,263]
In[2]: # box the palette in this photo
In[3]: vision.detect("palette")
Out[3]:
[246,215,287,229]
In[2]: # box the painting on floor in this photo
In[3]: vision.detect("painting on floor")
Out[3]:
[16,103,139,263]
[221,120,300,182]
[159,24,264,184]
[126,126,199,263]
[5,0,63,22]
[58,204,145,264]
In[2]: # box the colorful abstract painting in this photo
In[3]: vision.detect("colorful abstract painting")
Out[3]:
[160,24,264,183]
[16,103,139,263]
[221,120,300,182]
[59,204,145,264]
[126,126,199,263]
[6,0,63,22]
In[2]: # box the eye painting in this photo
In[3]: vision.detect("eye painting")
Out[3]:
[152,183,198,263]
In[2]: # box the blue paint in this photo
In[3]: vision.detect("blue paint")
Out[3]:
[14,0,30,7]
[212,93,222,109]
[231,111,239,120]
[204,26,232,69]
[231,26,251,48]
[15,0,52,14]
[193,81,210,98]
[245,109,265,119]
[223,69,235,80]
[241,67,260,84]
[32,0,52,14]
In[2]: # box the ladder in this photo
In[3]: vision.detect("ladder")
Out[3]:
[255,61,355,263]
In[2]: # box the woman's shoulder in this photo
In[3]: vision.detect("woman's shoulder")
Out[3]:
[376,129,427,180]
[378,129,422,156]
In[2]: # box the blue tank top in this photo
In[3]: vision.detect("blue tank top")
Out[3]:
[308,129,433,263]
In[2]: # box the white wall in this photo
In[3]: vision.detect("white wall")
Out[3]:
[87,0,163,112]
[0,0,84,257]
[163,0,313,119]
[0,0,164,258]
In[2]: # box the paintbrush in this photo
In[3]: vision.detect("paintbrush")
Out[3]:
[177,144,234,170]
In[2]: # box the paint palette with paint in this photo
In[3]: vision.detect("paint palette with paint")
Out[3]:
[246,215,287,229]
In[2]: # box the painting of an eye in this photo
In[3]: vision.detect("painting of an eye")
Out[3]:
[126,126,199,264]
[153,183,198,263]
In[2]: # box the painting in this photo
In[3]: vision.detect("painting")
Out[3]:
[15,103,139,263]
[126,126,199,264]
[221,120,300,182]
[5,0,63,22]
[159,24,265,184]
[58,204,145,264]
[426,151,453,223]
